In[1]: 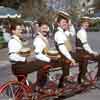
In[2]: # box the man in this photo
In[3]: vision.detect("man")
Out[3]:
[76,16,100,84]
[33,17,53,88]
[54,11,77,87]
[8,22,37,82]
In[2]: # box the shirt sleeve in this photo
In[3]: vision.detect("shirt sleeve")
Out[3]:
[9,54,26,62]
[8,39,26,62]
[83,43,95,54]
[35,53,50,62]
[77,30,95,54]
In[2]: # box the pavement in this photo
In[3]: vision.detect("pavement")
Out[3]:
[0,48,9,65]
[66,89,100,100]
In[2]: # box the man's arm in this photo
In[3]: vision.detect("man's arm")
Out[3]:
[55,32,75,62]
[58,44,73,61]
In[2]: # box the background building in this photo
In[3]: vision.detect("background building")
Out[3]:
[0,0,100,19]
[47,0,95,17]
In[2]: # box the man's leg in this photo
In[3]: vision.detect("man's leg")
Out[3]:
[12,63,29,84]
[35,61,50,88]
[19,61,50,88]
[58,58,70,88]
[36,68,48,87]
[78,59,88,84]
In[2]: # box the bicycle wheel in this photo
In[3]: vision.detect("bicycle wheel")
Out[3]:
[0,80,32,100]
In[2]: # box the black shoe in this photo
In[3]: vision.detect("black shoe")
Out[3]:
[58,79,75,88]
[78,76,82,84]
[78,77,90,85]
[58,82,64,88]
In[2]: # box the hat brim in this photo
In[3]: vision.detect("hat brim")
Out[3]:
[80,16,92,24]
[56,11,70,19]
[58,11,70,17]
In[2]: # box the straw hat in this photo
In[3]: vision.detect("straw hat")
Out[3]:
[55,10,70,23]
[80,16,92,24]
[57,10,70,17]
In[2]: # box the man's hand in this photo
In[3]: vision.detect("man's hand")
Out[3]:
[93,51,99,56]
[68,19,72,26]
[70,59,77,66]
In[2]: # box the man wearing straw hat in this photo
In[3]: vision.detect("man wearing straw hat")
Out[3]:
[54,11,77,88]
[76,16,100,84]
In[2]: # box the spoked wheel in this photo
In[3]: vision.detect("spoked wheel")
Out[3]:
[0,80,32,100]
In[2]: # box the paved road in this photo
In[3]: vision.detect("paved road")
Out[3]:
[0,32,100,100]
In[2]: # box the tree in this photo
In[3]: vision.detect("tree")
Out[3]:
[0,0,48,18]
[93,0,100,9]
[0,0,26,10]
[31,0,48,19]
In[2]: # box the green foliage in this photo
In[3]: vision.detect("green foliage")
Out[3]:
[0,31,6,48]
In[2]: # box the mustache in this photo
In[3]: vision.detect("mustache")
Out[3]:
[42,31,49,33]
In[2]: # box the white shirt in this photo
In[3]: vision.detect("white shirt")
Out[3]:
[77,27,95,54]
[33,35,50,62]
[8,35,26,62]
[54,27,73,61]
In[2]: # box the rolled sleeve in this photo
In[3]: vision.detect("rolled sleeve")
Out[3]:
[35,53,50,62]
